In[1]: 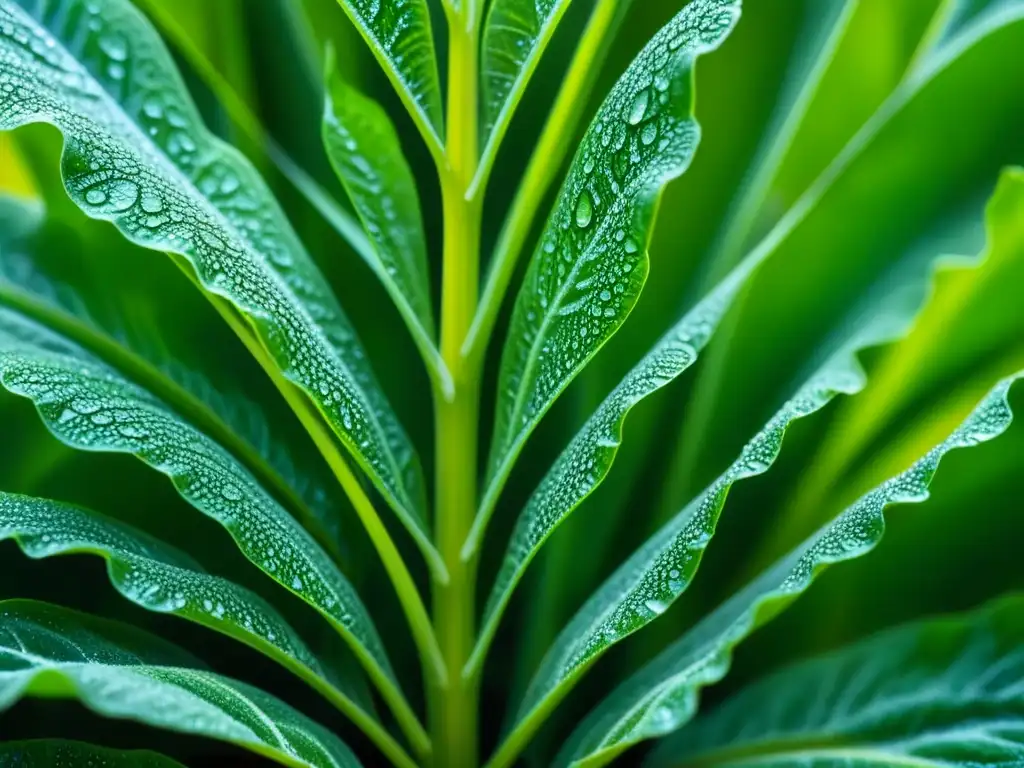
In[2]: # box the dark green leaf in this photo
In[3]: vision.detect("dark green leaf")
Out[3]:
[329,0,444,154]
[0,740,185,767]
[0,307,425,750]
[323,51,447,395]
[0,0,437,572]
[0,492,417,768]
[0,600,362,768]
[559,372,1024,767]
[651,594,1024,768]
[475,0,742,548]
[0,193,352,563]
[476,0,590,186]
[485,236,950,768]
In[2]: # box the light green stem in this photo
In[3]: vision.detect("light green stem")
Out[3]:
[169,255,436,760]
[431,3,484,766]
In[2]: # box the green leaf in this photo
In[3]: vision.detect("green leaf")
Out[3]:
[471,271,742,675]
[650,594,1024,768]
[0,307,427,753]
[667,0,949,506]
[0,193,353,564]
[475,0,588,188]
[666,0,1024,505]
[928,0,1023,54]
[132,0,380,290]
[470,0,999,667]
[323,50,449,396]
[329,0,444,157]
[558,372,1024,768]
[484,246,945,768]
[0,600,362,768]
[779,167,1024,547]
[0,0,438,573]
[0,492,418,768]
[0,740,186,767]
[476,0,742,546]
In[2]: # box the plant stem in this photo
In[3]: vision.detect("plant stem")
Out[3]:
[169,256,437,758]
[431,4,483,766]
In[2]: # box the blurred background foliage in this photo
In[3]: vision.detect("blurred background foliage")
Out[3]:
[2,0,1024,764]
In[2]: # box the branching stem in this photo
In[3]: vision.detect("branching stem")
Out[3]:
[431,2,484,766]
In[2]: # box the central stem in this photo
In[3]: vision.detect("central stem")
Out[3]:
[432,5,482,767]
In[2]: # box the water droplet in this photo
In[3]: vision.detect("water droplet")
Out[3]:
[142,97,163,119]
[575,191,593,228]
[628,89,649,125]
[140,192,163,214]
[221,485,242,502]
[640,122,658,146]
[85,188,107,206]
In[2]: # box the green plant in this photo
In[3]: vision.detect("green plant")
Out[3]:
[1,0,1024,765]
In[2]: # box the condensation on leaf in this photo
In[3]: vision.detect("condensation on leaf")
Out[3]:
[483,0,742,525]
[0,0,431,564]
[0,600,361,768]
[0,493,330,686]
[0,307,397,693]
[559,373,1024,767]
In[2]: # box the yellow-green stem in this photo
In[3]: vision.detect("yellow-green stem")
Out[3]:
[431,4,483,766]
[169,255,436,759]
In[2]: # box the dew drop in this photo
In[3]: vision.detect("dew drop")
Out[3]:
[99,32,129,61]
[628,89,649,125]
[103,179,140,212]
[220,485,242,502]
[140,192,163,214]
[142,96,163,119]
[640,122,658,146]
[575,191,593,228]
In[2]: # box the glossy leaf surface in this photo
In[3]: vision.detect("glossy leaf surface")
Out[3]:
[0,307,418,739]
[0,600,362,768]
[472,272,741,672]
[477,0,576,183]
[0,492,420,767]
[491,246,946,767]
[0,193,352,560]
[0,0,434,566]
[652,594,1024,767]
[559,372,1024,767]
[329,0,444,153]
[323,54,444,392]
[478,0,742,543]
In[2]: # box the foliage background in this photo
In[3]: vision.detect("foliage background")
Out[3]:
[1,0,1024,764]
